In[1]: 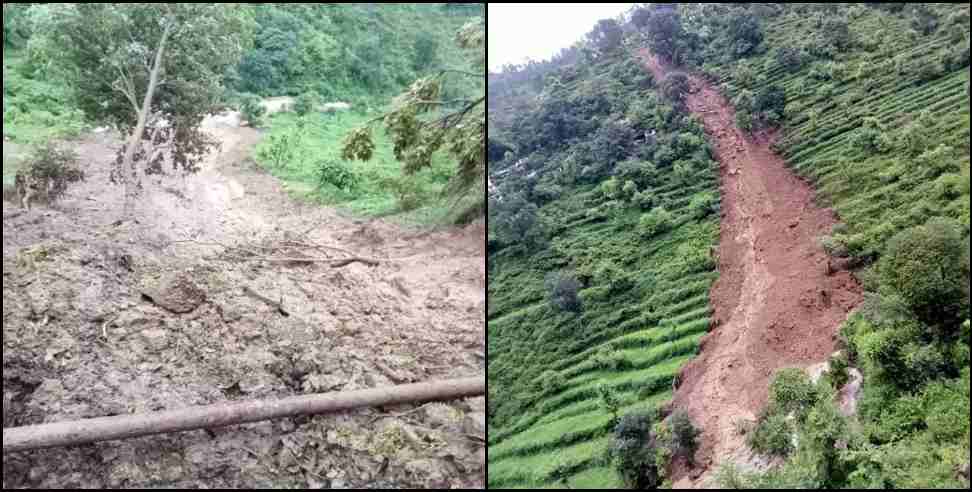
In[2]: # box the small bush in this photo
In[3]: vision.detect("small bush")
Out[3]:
[770,368,820,420]
[639,208,674,239]
[293,91,321,116]
[593,346,632,372]
[747,407,795,457]
[598,383,623,423]
[632,190,655,210]
[669,409,701,463]
[610,411,662,489]
[546,271,583,313]
[379,174,427,211]
[239,93,266,128]
[16,143,84,207]
[540,370,567,395]
[824,351,851,390]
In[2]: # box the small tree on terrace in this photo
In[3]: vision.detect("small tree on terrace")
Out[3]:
[48,4,255,212]
[546,271,583,314]
[587,19,624,56]
[661,72,691,107]
[610,411,662,489]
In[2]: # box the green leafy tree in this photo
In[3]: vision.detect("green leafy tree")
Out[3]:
[879,218,969,327]
[343,18,484,206]
[412,33,440,72]
[586,19,623,56]
[491,193,543,247]
[725,10,764,58]
[644,5,688,64]
[669,409,702,463]
[48,3,255,209]
[660,72,691,107]
[610,411,662,489]
[639,208,674,239]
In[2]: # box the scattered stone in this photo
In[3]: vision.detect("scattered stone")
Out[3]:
[423,403,463,431]
[141,273,206,314]
[463,412,486,440]
[303,374,346,393]
[140,329,169,351]
[404,459,452,488]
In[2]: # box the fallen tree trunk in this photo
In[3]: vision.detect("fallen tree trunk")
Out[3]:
[3,377,484,454]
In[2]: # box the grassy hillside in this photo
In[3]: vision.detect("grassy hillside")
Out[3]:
[487,43,720,487]
[702,4,970,251]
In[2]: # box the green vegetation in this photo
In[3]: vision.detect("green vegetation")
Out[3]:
[3,3,484,225]
[252,112,461,225]
[340,17,485,223]
[610,411,662,489]
[7,142,85,208]
[489,2,968,489]
[662,3,970,488]
[487,14,720,485]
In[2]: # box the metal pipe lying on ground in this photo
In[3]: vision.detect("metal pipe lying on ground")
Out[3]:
[3,377,484,454]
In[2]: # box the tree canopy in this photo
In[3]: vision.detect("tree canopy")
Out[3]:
[342,18,484,201]
[47,3,255,189]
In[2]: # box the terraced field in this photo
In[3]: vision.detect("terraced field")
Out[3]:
[488,81,721,487]
[705,6,970,255]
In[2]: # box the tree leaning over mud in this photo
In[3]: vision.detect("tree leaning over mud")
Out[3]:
[44,3,255,211]
[342,18,485,214]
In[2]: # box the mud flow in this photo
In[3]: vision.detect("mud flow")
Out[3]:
[2,117,486,489]
[642,53,863,487]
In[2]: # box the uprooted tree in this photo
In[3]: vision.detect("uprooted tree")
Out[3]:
[45,3,255,211]
[342,18,485,218]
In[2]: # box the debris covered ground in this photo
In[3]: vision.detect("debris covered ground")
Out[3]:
[642,53,864,488]
[2,116,486,489]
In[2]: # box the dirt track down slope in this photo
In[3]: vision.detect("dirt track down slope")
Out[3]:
[2,113,486,489]
[642,53,863,487]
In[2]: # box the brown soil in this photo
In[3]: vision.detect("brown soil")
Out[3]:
[2,117,485,488]
[642,53,863,488]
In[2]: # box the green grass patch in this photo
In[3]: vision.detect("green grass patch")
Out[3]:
[253,111,467,226]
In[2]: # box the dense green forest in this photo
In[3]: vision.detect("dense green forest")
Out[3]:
[488,3,969,489]
[3,3,484,223]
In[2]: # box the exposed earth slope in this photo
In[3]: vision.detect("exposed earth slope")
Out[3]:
[643,53,864,488]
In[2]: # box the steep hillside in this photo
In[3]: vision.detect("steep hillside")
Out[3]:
[489,3,970,490]
[488,46,720,488]
[645,3,970,488]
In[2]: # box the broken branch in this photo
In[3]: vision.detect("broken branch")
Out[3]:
[244,256,381,268]
[242,286,290,317]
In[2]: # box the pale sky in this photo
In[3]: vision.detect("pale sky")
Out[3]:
[488,3,634,72]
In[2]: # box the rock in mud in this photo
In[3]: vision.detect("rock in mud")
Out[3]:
[423,403,463,431]
[463,412,486,440]
[404,459,454,488]
[141,273,206,314]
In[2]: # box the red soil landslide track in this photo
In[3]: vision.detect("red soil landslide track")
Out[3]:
[641,52,863,488]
